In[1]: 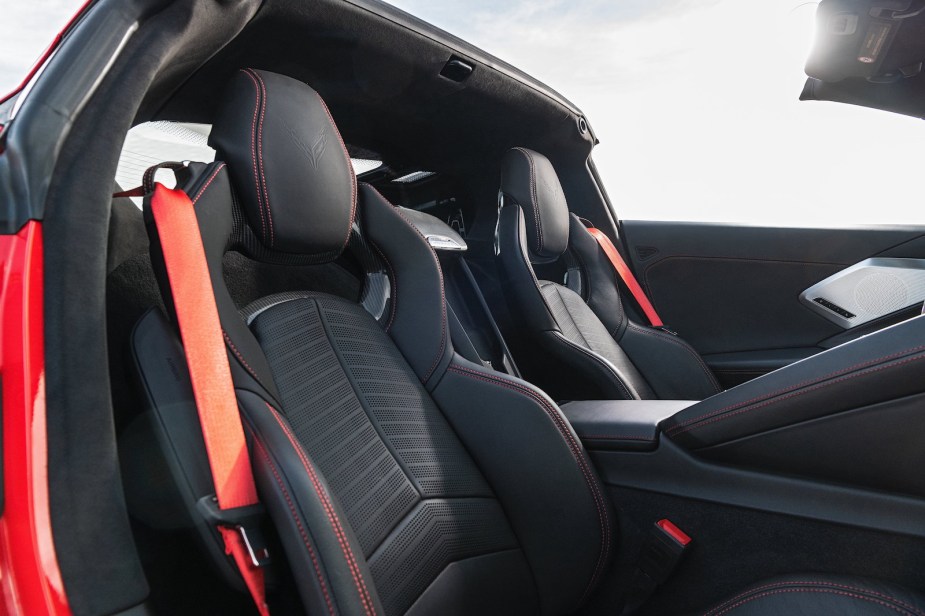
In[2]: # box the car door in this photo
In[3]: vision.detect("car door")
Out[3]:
[621,220,925,387]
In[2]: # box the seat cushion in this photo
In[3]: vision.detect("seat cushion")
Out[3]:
[243,292,534,615]
[703,575,925,615]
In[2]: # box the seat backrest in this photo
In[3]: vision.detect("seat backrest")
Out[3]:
[497,147,657,400]
[144,69,613,616]
[496,147,721,401]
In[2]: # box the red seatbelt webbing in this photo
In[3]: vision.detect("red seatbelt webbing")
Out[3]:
[149,183,269,616]
[585,226,664,328]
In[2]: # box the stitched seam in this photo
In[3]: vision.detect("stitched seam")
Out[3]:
[670,352,925,436]
[513,147,543,253]
[625,321,721,391]
[581,435,655,441]
[253,439,335,615]
[447,365,610,606]
[666,343,925,434]
[705,588,923,616]
[249,69,275,247]
[317,93,357,253]
[393,205,448,383]
[268,405,377,616]
[551,285,592,349]
[239,69,267,242]
[369,239,398,332]
[222,330,270,390]
[191,163,227,204]
[705,581,925,616]
[554,332,635,399]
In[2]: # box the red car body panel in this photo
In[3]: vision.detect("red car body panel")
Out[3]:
[0,222,71,616]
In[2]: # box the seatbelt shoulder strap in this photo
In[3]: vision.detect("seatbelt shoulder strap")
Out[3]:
[583,223,664,328]
[149,181,270,616]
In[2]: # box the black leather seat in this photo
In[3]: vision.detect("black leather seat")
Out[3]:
[141,69,924,615]
[496,147,721,401]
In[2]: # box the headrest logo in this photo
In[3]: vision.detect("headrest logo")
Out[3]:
[285,120,328,170]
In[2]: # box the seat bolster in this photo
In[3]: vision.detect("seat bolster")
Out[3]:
[567,214,627,336]
[539,281,653,400]
[431,356,614,615]
[360,183,452,387]
[238,390,385,616]
[619,321,721,400]
[702,574,925,615]
[539,330,642,400]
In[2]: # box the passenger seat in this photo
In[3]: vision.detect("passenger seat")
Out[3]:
[496,147,721,400]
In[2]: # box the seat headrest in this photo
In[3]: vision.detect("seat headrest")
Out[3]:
[500,147,569,263]
[209,69,356,259]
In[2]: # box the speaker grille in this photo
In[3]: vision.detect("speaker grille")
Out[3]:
[854,272,908,315]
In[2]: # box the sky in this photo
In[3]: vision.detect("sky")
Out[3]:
[3,0,923,225]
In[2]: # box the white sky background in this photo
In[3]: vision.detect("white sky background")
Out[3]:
[3,0,923,225]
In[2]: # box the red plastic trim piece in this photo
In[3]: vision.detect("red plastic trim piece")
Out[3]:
[657,518,692,546]
[0,222,72,616]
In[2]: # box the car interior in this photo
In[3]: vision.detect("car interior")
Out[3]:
[10,0,925,614]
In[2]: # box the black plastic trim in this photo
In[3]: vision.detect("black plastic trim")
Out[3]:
[592,438,925,539]
[0,1,138,233]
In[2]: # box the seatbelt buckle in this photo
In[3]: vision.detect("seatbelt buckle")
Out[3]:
[197,495,272,567]
[639,519,691,585]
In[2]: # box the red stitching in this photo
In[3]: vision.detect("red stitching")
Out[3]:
[239,70,267,242]
[316,92,357,254]
[671,353,925,436]
[581,435,654,441]
[191,163,227,204]
[249,70,275,247]
[666,344,925,435]
[446,365,610,605]
[266,405,377,616]
[705,580,925,616]
[253,440,335,615]
[705,587,924,616]
[222,331,264,384]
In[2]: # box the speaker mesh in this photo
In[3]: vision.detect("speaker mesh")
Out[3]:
[855,272,908,315]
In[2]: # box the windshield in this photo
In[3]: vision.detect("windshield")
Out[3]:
[385,0,924,226]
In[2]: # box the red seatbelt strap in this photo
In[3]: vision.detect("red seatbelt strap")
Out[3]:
[584,225,664,328]
[149,183,270,616]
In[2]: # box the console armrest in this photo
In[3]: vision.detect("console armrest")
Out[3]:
[561,400,697,451]
[662,314,925,450]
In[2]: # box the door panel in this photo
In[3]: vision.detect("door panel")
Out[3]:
[621,221,925,379]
